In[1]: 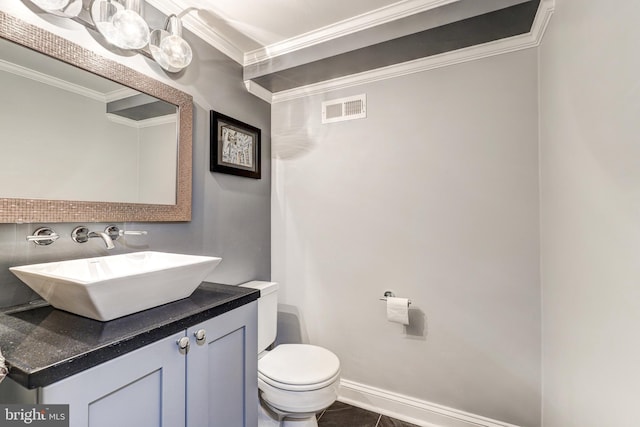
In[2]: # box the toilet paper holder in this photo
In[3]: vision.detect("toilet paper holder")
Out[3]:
[379,291,411,305]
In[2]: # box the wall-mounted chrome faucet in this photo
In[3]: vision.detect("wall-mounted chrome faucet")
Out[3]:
[71,226,115,250]
[71,225,148,249]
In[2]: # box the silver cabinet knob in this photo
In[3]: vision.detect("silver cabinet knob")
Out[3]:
[194,329,206,345]
[177,336,190,355]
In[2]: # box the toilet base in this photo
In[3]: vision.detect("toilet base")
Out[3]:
[258,398,319,427]
[282,417,318,427]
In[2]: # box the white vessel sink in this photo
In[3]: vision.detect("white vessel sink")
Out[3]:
[10,251,222,321]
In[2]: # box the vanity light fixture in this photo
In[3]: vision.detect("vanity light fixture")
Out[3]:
[26,0,192,73]
[29,0,83,17]
[92,0,150,50]
[149,14,192,72]
[30,0,70,12]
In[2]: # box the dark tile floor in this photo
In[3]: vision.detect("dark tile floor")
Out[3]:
[317,401,420,427]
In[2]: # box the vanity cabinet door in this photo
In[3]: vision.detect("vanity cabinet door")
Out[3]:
[186,301,258,427]
[40,331,186,427]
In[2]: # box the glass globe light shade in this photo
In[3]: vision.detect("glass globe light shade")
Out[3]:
[149,29,172,70]
[95,20,120,47]
[159,34,192,69]
[31,0,69,11]
[111,9,150,49]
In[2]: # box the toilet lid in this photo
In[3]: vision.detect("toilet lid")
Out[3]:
[258,344,340,389]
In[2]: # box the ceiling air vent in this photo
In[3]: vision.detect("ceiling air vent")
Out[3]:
[322,94,366,124]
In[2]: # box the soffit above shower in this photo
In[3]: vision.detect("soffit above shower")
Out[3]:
[147,0,554,101]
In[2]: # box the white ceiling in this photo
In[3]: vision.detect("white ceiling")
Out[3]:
[146,0,469,64]
[144,0,552,98]
[166,0,404,50]
[150,0,404,51]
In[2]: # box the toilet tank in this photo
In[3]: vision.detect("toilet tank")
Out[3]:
[239,281,278,353]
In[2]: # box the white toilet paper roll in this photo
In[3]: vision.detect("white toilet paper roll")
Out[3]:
[386,297,409,325]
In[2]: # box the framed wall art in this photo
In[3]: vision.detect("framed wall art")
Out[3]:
[210,111,261,179]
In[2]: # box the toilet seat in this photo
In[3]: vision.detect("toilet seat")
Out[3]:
[259,370,341,392]
[258,344,340,392]
[258,377,340,415]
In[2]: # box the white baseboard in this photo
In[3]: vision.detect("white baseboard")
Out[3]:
[338,379,522,427]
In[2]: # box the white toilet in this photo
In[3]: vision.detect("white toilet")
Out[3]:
[240,281,341,427]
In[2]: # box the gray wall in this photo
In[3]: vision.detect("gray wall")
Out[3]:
[539,1,640,426]
[271,48,540,427]
[0,3,270,307]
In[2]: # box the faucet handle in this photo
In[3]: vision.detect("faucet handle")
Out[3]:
[71,226,90,244]
[122,230,148,236]
[105,225,148,241]
[26,227,59,246]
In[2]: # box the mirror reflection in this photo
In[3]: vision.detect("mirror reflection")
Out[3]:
[0,38,179,205]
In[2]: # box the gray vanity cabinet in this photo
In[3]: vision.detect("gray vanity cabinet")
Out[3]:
[39,302,258,427]
[40,331,186,426]
[186,303,258,427]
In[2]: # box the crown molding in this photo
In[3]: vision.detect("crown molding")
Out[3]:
[244,0,460,66]
[529,0,554,45]
[244,80,273,104]
[146,0,552,73]
[0,59,179,127]
[105,87,144,103]
[1,57,142,104]
[0,58,106,102]
[145,0,245,64]
[106,113,177,128]
[264,0,554,104]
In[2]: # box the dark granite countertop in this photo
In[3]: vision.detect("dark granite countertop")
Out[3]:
[0,282,258,389]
